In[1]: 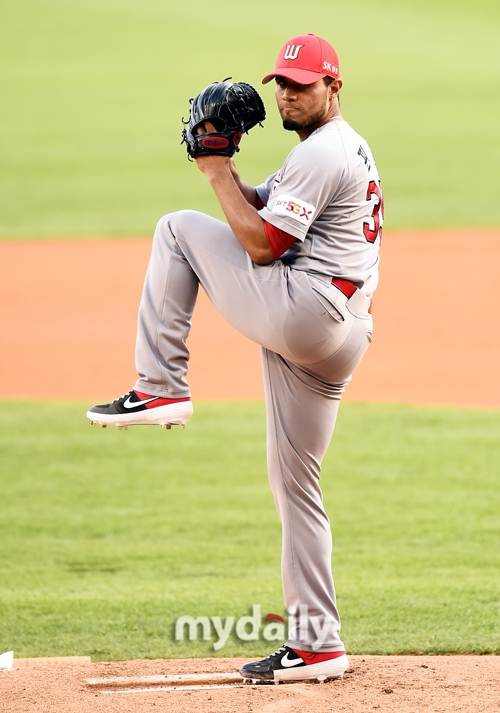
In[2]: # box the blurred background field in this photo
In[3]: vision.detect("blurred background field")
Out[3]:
[1,0,499,237]
[1,401,499,660]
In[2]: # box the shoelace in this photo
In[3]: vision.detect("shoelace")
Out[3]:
[267,645,288,660]
[112,391,133,404]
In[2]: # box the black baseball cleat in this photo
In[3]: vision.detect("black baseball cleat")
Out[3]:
[239,644,349,684]
[86,390,193,429]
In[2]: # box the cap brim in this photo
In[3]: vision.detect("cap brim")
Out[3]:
[262,68,327,85]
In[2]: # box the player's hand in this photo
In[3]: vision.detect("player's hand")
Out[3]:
[195,154,232,177]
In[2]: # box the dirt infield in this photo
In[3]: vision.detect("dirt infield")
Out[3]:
[1,655,499,712]
[1,229,500,407]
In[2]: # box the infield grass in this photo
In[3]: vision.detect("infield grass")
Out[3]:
[1,0,499,237]
[1,400,499,660]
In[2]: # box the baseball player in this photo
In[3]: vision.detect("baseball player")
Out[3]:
[87,33,383,683]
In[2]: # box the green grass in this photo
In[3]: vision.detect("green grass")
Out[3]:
[0,400,499,660]
[0,0,499,237]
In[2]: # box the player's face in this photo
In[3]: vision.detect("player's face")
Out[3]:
[274,77,340,137]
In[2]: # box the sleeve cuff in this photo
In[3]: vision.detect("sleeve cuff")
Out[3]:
[258,207,305,241]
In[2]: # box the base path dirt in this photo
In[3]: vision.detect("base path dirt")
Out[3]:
[1,655,499,713]
[1,229,499,407]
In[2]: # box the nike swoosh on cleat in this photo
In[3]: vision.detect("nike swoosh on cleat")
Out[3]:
[122,396,159,409]
[280,653,304,668]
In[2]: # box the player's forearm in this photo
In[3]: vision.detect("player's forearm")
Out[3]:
[233,176,258,207]
[198,160,274,264]
[213,177,272,263]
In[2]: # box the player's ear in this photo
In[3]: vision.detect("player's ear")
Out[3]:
[329,78,342,96]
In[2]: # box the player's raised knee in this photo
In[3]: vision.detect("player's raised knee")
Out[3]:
[155,209,203,235]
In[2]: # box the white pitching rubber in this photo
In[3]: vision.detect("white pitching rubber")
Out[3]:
[0,650,14,670]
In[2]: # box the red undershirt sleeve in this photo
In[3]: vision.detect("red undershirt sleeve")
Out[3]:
[255,194,296,259]
[264,221,297,259]
[255,195,266,210]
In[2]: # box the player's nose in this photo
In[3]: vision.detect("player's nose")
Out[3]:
[281,86,297,101]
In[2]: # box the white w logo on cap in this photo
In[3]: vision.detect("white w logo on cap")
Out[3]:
[283,44,303,61]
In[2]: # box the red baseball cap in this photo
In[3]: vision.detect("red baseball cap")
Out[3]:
[262,33,340,85]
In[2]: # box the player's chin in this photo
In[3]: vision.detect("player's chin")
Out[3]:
[282,118,306,131]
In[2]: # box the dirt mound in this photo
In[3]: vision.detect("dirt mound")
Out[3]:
[1,654,498,712]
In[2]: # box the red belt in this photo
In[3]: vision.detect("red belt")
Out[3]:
[331,277,357,297]
[331,277,372,314]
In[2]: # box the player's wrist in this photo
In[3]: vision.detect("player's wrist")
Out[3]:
[195,155,233,181]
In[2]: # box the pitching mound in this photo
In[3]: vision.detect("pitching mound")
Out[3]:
[1,655,499,712]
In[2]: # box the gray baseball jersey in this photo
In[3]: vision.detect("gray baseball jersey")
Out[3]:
[256,120,383,298]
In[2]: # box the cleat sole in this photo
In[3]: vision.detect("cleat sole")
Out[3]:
[274,654,349,684]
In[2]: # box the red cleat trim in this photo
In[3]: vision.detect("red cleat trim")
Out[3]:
[135,391,191,409]
[292,648,346,664]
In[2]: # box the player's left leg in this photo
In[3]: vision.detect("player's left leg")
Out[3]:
[240,287,372,683]
[239,349,349,683]
[267,349,348,645]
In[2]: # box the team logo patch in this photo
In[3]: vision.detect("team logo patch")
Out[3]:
[201,137,229,149]
[272,194,315,226]
[283,44,303,61]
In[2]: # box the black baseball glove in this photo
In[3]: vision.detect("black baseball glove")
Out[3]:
[181,79,266,159]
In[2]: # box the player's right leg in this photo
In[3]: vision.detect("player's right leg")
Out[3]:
[87,209,370,429]
[86,211,202,428]
[87,209,279,428]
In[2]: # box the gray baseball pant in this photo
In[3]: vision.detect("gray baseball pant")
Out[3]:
[134,210,372,652]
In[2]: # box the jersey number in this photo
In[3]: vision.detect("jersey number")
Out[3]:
[363,180,384,243]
